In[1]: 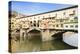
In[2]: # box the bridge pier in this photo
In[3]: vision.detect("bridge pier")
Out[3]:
[41,29,52,41]
[20,29,27,41]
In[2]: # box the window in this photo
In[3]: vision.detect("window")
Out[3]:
[61,24,63,27]
[74,17,78,19]
[37,23,39,27]
[34,20,36,23]
[66,25,68,28]
[75,25,78,28]
[37,21,39,27]
[70,25,73,28]
[73,10,75,14]
[53,25,55,27]
[30,21,32,23]
[11,22,13,24]
[56,25,59,27]
[34,23,36,27]
[49,18,51,19]
[60,19,63,22]
[33,21,36,27]
[43,29,46,32]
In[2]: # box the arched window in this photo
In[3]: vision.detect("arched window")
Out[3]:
[65,25,68,28]
[33,20,36,27]
[75,25,78,28]
[70,25,74,28]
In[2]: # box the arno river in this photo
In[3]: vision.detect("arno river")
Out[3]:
[11,30,77,53]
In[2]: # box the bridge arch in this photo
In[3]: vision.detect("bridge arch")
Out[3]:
[26,27,42,40]
[51,31,66,39]
[27,27,41,33]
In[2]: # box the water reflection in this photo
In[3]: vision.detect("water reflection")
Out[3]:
[11,30,77,53]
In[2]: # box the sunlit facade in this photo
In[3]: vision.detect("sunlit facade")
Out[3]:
[14,5,78,31]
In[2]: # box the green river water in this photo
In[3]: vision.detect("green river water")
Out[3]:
[11,34,77,53]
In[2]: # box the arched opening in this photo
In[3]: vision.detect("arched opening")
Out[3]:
[33,20,36,27]
[28,29,42,42]
[51,31,66,40]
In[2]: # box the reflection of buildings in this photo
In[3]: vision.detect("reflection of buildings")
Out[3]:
[10,5,78,41]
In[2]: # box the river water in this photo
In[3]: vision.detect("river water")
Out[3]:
[11,31,77,53]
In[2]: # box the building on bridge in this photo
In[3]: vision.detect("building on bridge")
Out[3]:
[10,5,78,41]
[15,5,78,30]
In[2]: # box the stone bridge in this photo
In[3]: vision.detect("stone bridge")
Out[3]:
[20,27,66,41]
